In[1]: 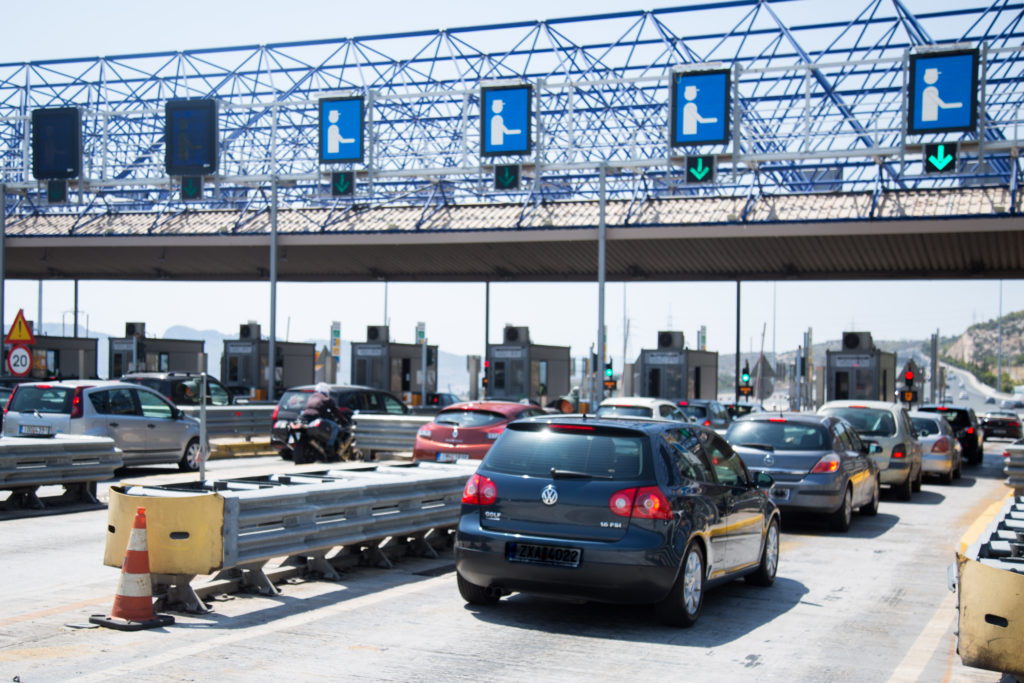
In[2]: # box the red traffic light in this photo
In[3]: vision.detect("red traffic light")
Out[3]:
[904,371,914,381]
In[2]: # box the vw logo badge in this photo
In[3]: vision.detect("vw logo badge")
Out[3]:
[763,454,775,466]
[540,484,559,506]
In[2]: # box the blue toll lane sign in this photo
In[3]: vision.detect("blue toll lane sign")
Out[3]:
[671,68,730,147]
[908,50,978,135]
[165,99,219,176]
[319,97,364,164]
[481,85,532,157]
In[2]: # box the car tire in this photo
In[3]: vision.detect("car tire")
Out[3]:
[912,464,923,493]
[457,571,500,606]
[280,448,293,462]
[829,486,853,532]
[178,438,202,473]
[746,518,779,587]
[897,471,913,501]
[860,476,880,516]
[954,455,962,480]
[292,439,313,464]
[656,541,705,628]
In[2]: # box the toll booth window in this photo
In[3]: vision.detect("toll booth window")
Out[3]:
[228,356,239,382]
[159,353,170,373]
[494,362,506,391]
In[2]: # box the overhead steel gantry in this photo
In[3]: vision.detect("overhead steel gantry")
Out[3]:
[0,0,1021,218]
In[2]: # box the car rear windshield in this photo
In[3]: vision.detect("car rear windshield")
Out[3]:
[482,424,647,480]
[595,405,652,418]
[820,407,896,437]
[922,408,971,429]
[678,404,708,419]
[727,421,830,450]
[911,416,943,436]
[8,385,75,414]
[433,409,507,428]
[278,390,313,411]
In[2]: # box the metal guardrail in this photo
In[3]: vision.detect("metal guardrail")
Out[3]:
[1005,441,1024,496]
[103,460,477,611]
[351,414,433,455]
[0,434,123,508]
[180,405,275,440]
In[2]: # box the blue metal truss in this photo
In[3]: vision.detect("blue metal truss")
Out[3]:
[0,0,1021,219]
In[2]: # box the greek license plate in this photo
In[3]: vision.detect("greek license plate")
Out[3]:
[436,452,466,463]
[19,424,51,436]
[507,542,582,568]
[771,487,791,502]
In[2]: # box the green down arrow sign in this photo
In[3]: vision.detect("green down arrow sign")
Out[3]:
[924,142,957,174]
[181,176,202,200]
[494,164,520,190]
[685,155,715,183]
[331,171,354,196]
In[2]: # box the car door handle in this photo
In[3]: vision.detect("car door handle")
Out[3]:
[108,422,119,428]
[147,424,156,429]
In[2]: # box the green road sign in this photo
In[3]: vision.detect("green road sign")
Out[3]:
[331,171,354,196]
[685,155,715,183]
[924,142,957,174]
[494,164,520,190]
[47,179,68,204]
[181,176,203,200]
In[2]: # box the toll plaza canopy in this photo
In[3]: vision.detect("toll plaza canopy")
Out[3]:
[1,0,1022,282]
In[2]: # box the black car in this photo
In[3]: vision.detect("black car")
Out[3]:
[120,371,235,407]
[917,404,984,465]
[455,416,780,627]
[271,384,408,459]
[979,411,1023,441]
[677,399,731,430]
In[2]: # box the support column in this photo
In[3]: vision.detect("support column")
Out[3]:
[735,281,741,405]
[0,184,5,334]
[595,164,607,405]
[484,281,490,399]
[268,177,278,402]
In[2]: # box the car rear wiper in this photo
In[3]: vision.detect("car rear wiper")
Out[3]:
[550,468,613,480]
[435,419,460,425]
[740,442,775,451]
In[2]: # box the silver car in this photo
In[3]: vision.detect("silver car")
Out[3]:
[909,411,962,484]
[725,412,880,531]
[818,400,923,501]
[3,380,202,471]
[596,397,693,422]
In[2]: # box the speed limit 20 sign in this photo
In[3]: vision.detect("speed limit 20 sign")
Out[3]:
[7,345,31,376]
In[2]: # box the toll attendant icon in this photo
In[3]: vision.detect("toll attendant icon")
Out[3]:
[682,84,718,136]
[326,109,355,154]
[489,98,521,147]
[920,67,962,122]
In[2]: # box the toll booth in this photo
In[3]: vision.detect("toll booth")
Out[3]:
[485,325,571,403]
[632,331,718,400]
[108,322,205,378]
[825,331,896,402]
[4,333,98,379]
[220,322,315,399]
[350,325,438,406]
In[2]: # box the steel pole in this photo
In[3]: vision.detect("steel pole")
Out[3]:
[73,280,79,338]
[595,164,607,405]
[735,281,741,405]
[0,184,5,337]
[199,373,208,481]
[268,177,278,402]
[484,281,490,400]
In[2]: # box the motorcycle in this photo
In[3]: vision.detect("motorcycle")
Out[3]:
[285,416,358,464]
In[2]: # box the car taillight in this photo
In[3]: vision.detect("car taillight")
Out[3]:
[703,419,711,426]
[3,385,17,414]
[272,405,280,421]
[932,437,951,453]
[1010,421,1021,428]
[892,445,906,459]
[810,453,840,474]
[609,486,672,520]
[768,418,787,423]
[462,474,497,506]
[966,427,974,435]
[486,427,504,440]
[70,387,85,419]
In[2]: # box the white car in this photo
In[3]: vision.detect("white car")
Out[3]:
[3,380,202,471]
[595,396,694,423]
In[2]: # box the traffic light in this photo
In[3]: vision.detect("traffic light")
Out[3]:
[904,369,914,388]
[482,360,489,389]
[741,362,750,385]
[605,359,613,379]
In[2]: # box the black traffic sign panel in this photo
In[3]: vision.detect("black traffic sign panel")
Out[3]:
[923,142,957,174]
[165,99,219,176]
[181,176,203,200]
[494,164,520,190]
[47,179,68,204]
[331,171,355,196]
[685,155,715,183]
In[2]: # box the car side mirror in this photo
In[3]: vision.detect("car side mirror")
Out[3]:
[754,472,774,489]
[864,443,882,455]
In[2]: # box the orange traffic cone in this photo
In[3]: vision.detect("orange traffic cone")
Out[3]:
[90,507,174,631]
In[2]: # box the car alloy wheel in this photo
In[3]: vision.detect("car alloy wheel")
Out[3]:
[179,438,202,472]
[830,486,853,532]
[747,519,779,586]
[657,541,705,628]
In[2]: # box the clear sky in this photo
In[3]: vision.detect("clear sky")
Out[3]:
[3,0,1017,369]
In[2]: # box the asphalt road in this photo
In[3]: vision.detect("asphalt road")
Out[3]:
[0,444,1017,682]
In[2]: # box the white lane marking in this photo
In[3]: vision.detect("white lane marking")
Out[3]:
[888,590,956,682]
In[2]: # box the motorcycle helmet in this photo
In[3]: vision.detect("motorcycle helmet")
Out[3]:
[315,382,331,396]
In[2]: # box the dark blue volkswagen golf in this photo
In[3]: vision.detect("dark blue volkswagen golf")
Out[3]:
[455,415,781,627]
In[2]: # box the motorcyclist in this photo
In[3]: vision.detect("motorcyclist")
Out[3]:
[301,383,348,456]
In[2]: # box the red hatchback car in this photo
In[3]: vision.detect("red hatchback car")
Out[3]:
[412,401,547,463]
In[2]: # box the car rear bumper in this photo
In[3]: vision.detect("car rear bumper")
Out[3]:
[879,459,913,485]
[748,469,843,514]
[412,439,492,462]
[454,515,678,604]
[922,453,954,474]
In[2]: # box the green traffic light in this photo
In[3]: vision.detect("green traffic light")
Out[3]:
[605,366,613,378]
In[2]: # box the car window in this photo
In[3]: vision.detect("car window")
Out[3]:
[279,390,313,411]
[911,416,940,436]
[703,436,749,487]
[434,409,506,428]
[206,381,232,406]
[662,427,712,483]
[726,420,829,450]
[335,391,363,411]
[679,404,707,420]
[380,394,406,414]
[483,425,646,480]
[136,389,174,419]
[362,392,384,412]
[596,405,653,418]
[820,407,896,437]
[835,422,862,452]
[8,385,75,414]
[104,388,140,416]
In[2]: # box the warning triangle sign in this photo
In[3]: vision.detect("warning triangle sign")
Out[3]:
[5,309,36,345]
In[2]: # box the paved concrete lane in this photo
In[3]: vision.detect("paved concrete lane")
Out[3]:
[0,446,1014,682]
